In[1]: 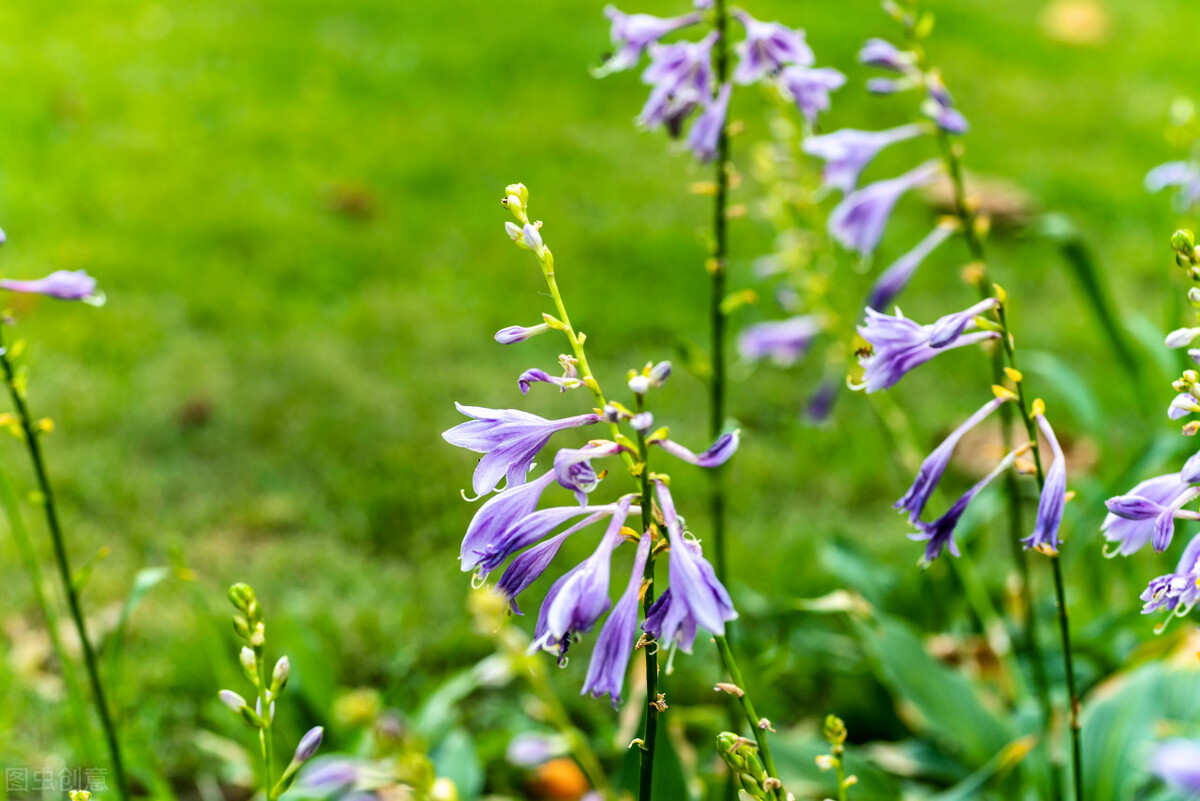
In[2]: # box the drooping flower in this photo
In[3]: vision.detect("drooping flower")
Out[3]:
[865,220,959,310]
[639,32,718,133]
[803,125,927,194]
[778,66,845,125]
[553,441,626,502]
[642,482,736,651]
[459,471,560,573]
[932,104,969,135]
[598,6,704,76]
[856,300,1000,392]
[911,449,1017,564]
[495,323,550,344]
[495,513,605,613]
[1022,413,1067,552]
[1105,480,1200,554]
[443,404,600,496]
[477,499,631,576]
[1146,161,1200,213]
[1150,739,1200,793]
[651,431,739,467]
[518,367,582,394]
[1102,473,1191,556]
[1,270,98,301]
[737,315,821,366]
[582,529,652,706]
[686,82,732,162]
[732,11,813,85]
[857,38,915,72]
[896,394,1012,524]
[1140,533,1200,617]
[829,161,942,254]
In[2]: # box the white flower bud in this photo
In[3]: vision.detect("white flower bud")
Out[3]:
[272,656,290,690]
[628,375,650,395]
[1166,327,1200,348]
[240,646,257,675]
[219,689,248,712]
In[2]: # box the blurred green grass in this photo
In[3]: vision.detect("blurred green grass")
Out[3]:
[2,0,1200,787]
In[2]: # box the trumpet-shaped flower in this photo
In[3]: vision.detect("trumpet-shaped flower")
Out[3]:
[1021,414,1067,552]
[865,220,958,310]
[856,300,1000,392]
[642,482,736,651]
[639,32,718,132]
[496,512,608,613]
[778,66,845,125]
[732,11,812,85]
[911,449,1017,564]
[803,125,927,194]
[599,6,703,76]
[518,368,582,394]
[582,529,652,707]
[459,471,560,573]
[896,395,1011,524]
[651,431,739,467]
[686,82,732,162]
[554,441,626,502]
[1140,533,1200,617]
[477,500,632,576]
[443,404,600,496]
[1103,473,1191,556]
[1,270,98,301]
[737,315,821,366]
[829,161,942,254]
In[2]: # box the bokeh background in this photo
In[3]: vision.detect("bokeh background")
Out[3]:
[4,0,1200,797]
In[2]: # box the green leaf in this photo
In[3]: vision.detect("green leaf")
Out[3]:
[106,567,173,688]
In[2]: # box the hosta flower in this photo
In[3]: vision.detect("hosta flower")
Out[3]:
[582,530,652,706]
[866,220,959,310]
[443,404,600,496]
[599,6,703,76]
[459,471,560,572]
[1021,414,1067,552]
[803,125,928,194]
[518,367,582,394]
[553,441,626,502]
[866,76,917,95]
[856,299,1000,392]
[642,482,736,651]
[932,104,969,135]
[1,270,98,301]
[911,449,1017,564]
[686,82,732,162]
[1150,740,1200,792]
[737,315,821,366]
[778,66,845,125]
[476,498,631,575]
[896,394,1012,524]
[1146,161,1200,213]
[857,38,914,72]
[732,11,812,85]
[495,323,550,344]
[1102,473,1190,556]
[1140,533,1200,617]
[651,431,739,467]
[639,32,718,133]
[829,161,942,254]
[496,511,608,613]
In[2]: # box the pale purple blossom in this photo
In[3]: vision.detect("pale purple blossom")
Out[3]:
[1022,414,1067,552]
[911,449,1017,564]
[687,82,732,162]
[933,104,970,135]
[443,404,600,496]
[293,727,324,763]
[1150,739,1200,792]
[1,270,98,301]
[1146,161,1200,213]
[732,11,813,85]
[582,528,652,706]
[856,300,1000,392]
[651,431,739,467]
[506,733,566,767]
[737,315,821,366]
[459,471,560,573]
[553,442,626,502]
[1170,392,1200,420]
[496,512,608,613]
[778,66,845,125]
[858,38,914,72]
[1103,473,1191,556]
[495,323,550,344]
[599,6,703,76]
[805,379,838,424]
[518,368,582,395]
[477,500,631,576]
[639,32,718,133]
[804,125,927,194]
[866,76,914,95]
[866,220,958,310]
[1141,534,1200,617]
[829,161,942,254]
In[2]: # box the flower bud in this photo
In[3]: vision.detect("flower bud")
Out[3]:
[1167,327,1200,349]
[502,194,527,224]
[430,778,460,801]
[505,221,528,249]
[293,726,324,763]
[240,646,257,678]
[494,323,550,344]
[228,583,256,613]
[251,621,266,647]
[1173,229,1196,256]
[631,412,654,433]
[505,183,529,205]
[272,656,290,692]
[219,689,248,713]
[627,375,650,395]
[1189,288,1200,307]
[523,222,545,256]
[648,361,672,387]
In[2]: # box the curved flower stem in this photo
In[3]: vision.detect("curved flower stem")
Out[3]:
[635,395,660,801]
[712,635,782,801]
[936,131,1082,801]
[0,333,129,801]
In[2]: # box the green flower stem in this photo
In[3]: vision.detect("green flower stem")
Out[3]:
[635,394,659,801]
[0,334,129,801]
[713,635,782,801]
[255,645,276,799]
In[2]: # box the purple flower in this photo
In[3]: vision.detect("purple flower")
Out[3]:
[737,315,821,366]
[829,161,942,254]
[443,404,600,496]
[582,528,652,706]
[686,82,732,163]
[867,77,915,95]
[506,733,566,767]
[896,395,1011,524]
[1,270,98,301]
[778,66,845,125]
[1103,474,1191,556]
[1105,480,1199,554]
[866,220,958,310]
[459,471,560,573]
[1021,414,1067,552]
[911,449,1017,564]
[804,125,928,194]
[599,6,703,76]
[856,300,1000,392]
[518,368,582,395]
[495,323,550,344]
[805,379,839,424]
[933,105,970,135]
[297,758,359,794]
[651,431,739,467]
[639,32,718,133]
[1170,392,1200,420]
[1146,161,1200,213]
[293,727,324,763]
[478,499,630,576]
[496,512,608,613]
[732,11,813,85]
[858,38,914,72]
[1150,740,1200,792]
[1141,534,1200,617]
[553,441,626,502]
[642,482,736,651]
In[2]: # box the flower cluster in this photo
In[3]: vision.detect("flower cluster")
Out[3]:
[444,184,738,706]
[597,3,842,161]
[1105,230,1200,627]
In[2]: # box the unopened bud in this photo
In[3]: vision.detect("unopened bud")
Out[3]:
[251,621,266,647]
[1190,288,1200,307]
[815,754,836,771]
[430,778,460,801]
[648,361,672,387]
[505,221,527,248]
[631,412,654,433]
[240,646,257,677]
[272,656,290,692]
[1173,229,1196,256]
[219,689,248,713]
[494,323,550,344]
[1167,327,1200,349]
[628,375,650,395]
[228,583,256,613]
[293,726,324,763]
[504,183,529,205]
[501,194,527,224]
[523,222,544,256]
